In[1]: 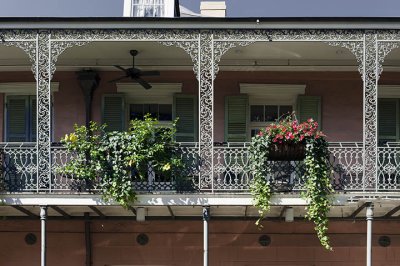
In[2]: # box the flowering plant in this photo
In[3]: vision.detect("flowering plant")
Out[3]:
[259,116,325,144]
[249,114,333,250]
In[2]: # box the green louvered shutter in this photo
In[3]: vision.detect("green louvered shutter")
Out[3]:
[102,94,125,132]
[225,95,248,142]
[30,97,36,142]
[6,96,29,142]
[174,94,197,142]
[378,99,398,142]
[297,96,322,128]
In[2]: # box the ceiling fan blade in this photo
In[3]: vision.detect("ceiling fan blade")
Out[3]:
[134,77,152,90]
[139,70,160,76]
[113,65,127,72]
[108,76,128,83]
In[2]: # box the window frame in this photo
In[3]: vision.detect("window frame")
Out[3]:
[240,83,306,141]
[249,103,294,138]
[116,83,182,129]
[2,83,58,142]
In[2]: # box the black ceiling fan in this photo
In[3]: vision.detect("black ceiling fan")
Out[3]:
[109,50,160,90]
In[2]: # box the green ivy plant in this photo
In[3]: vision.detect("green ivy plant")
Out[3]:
[61,116,184,208]
[249,115,333,250]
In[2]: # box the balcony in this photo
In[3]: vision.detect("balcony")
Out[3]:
[0,141,382,195]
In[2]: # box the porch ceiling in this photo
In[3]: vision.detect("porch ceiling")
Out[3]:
[2,41,400,72]
[0,195,400,220]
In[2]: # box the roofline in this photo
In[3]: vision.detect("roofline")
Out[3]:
[1,17,400,29]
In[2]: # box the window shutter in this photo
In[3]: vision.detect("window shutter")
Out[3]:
[102,95,125,132]
[225,95,248,142]
[378,99,398,142]
[173,94,197,142]
[6,96,29,142]
[297,96,322,128]
[30,96,36,142]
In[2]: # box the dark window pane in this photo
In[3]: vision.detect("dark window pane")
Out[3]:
[251,129,260,138]
[265,105,278,122]
[143,104,158,119]
[130,104,143,120]
[250,105,264,122]
[279,105,293,119]
[159,104,172,121]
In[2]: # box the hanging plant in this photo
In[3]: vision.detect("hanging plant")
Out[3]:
[60,116,184,208]
[249,114,333,250]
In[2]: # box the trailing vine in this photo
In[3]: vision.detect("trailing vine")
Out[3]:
[249,116,333,250]
[61,116,184,208]
[302,138,333,250]
[249,132,272,227]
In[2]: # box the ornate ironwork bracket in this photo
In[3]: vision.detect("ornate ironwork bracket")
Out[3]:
[211,29,378,189]
[46,29,213,189]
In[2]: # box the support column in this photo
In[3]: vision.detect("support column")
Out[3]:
[36,31,52,191]
[40,206,48,266]
[198,32,214,191]
[363,33,379,191]
[203,206,210,266]
[366,204,374,266]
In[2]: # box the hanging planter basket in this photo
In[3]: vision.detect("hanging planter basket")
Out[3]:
[267,142,306,161]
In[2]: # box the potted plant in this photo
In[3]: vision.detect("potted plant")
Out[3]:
[60,116,185,208]
[249,114,333,250]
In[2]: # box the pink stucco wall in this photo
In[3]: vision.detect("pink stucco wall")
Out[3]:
[0,220,399,265]
[52,71,198,141]
[214,71,363,142]
[2,70,399,143]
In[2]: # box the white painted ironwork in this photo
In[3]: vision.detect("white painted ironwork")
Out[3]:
[0,141,393,193]
[0,29,398,199]
[0,142,37,192]
[211,29,381,193]
[213,142,365,192]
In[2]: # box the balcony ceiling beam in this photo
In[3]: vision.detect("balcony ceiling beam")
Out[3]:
[382,205,400,218]
[127,206,137,216]
[12,205,39,218]
[167,206,175,219]
[50,206,71,219]
[88,206,106,218]
[279,206,288,219]
[348,202,369,219]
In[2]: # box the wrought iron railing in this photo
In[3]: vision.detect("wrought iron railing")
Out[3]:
[212,142,364,192]
[0,141,388,194]
[377,143,400,191]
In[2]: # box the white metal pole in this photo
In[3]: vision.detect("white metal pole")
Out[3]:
[40,206,48,266]
[203,206,210,266]
[366,204,373,266]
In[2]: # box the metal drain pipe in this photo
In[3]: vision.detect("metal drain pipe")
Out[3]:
[203,206,210,266]
[366,203,374,266]
[40,206,48,266]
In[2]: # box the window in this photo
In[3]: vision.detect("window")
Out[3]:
[250,104,293,137]
[103,83,198,142]
[378,98,399,145]
[132,0,165,17]
[130,103,172,121]
[225,85,322,142]
[377,86,400,145]
[6,96,36,142]
[250,105,293,123]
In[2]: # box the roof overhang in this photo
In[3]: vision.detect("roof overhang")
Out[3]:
[1,17,400,30]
